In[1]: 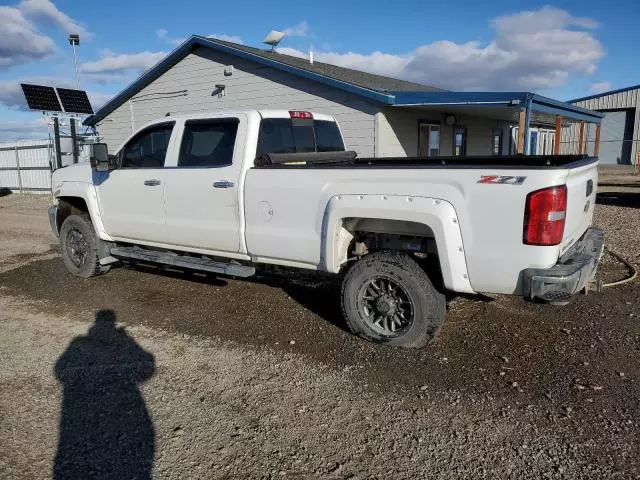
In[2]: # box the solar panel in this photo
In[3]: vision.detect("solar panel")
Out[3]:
[56,87,94,115]
[20,84,63,112]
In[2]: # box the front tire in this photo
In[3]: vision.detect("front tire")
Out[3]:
[60,214,109,278]
[341,251,445,348]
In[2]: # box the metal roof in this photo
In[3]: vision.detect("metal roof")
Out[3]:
[84,35,603,126]
[211,38,442,93]
[85,35,442,126]
[569,83,640,104]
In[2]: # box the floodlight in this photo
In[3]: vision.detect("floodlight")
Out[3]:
[68,34,80,45]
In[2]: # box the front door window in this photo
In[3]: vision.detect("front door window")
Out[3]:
[120,123,174,168]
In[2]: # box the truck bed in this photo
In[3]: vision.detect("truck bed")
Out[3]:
[254,153,597,170]
[245,154,599,295]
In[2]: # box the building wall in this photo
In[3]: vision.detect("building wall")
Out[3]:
[96,46,379,156]
[377,107,512,157]
[571,87,640,165]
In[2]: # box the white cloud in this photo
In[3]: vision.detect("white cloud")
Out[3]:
[589,81,612,94]
[280,7,603,91]
[18,0,91,39]
[0,81,31,110]
[0,5,55,67]
[156,28,168,40]
[0,117,49,142]
[207,34,244,44]
[87,91,113,110]
[283,21,310,38]
[80,51,168,76]
[0,1,89,69]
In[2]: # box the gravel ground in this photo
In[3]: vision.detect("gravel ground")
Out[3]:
[0,187,638,479]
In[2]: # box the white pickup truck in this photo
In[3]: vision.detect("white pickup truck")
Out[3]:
[49,109,604,347]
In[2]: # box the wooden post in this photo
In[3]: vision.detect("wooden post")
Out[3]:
[578,121,585,155]
[554,115,562,155]
[517,109,526,154]
[594,123,601,157]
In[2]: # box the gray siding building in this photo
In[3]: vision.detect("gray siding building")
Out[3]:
[570,85,640,166]
[86,36,602,158]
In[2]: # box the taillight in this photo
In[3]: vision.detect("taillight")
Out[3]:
[289,110,313,119]
[523,185,567,246]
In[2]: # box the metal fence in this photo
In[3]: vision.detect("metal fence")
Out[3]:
[0,139,53,193]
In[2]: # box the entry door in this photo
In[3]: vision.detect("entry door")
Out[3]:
[598,110,630,165]
[163,118,242,253]
[97,123,174,242]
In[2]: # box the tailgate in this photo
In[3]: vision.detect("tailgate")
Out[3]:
[560,160,599,254]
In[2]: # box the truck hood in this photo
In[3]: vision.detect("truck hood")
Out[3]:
[52,163,94,190]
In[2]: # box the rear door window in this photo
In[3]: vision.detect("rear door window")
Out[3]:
[257,118,344,156]
[178,119,239,168]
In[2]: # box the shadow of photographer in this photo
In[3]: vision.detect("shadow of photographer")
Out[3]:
[54,309,155,479]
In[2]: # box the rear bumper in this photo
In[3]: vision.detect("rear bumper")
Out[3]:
[48,205,59,237]
[523,227,604,304]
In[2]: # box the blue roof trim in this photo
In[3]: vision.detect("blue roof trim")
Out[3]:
[85,35,394,126]
[531,94,603,123]
[390,91,603,123]
[392,91,528,106]
[569,84,640,104]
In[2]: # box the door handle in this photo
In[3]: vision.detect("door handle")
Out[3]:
[213,180,234,188]
[144,179,161,186]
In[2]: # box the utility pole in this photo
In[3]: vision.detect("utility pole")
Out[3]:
[68,34,80,89]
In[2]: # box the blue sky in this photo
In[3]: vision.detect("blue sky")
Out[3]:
[0,0,638,140]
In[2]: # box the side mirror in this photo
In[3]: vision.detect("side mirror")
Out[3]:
[90,143,110,172]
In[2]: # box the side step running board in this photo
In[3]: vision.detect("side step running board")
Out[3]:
[110,246,256,278]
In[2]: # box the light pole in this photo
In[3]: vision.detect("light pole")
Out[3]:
[68,34,80,89]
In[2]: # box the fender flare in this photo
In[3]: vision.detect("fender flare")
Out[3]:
[321,194,474,294]
[54,181,113,242]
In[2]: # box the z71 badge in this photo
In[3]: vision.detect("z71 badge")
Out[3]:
[477,175,527,185]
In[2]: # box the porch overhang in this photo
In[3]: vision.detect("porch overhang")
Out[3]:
[388,91,604,125]
[386,91,603,156]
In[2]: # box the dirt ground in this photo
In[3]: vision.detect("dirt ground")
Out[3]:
[0,187,638,479]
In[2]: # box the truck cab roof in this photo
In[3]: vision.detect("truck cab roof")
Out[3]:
[138,110,337,131]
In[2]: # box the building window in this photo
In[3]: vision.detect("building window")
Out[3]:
[418,122,440,156]
[492,129,503,155]
[453,127,467,156]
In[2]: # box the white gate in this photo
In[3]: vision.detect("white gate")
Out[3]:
[0,139,53,193]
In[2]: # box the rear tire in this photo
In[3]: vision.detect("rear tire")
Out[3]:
[60,214,109,278]
[341,251,445,348]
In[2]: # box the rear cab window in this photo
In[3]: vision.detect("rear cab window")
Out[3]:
[256,115,345,156]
